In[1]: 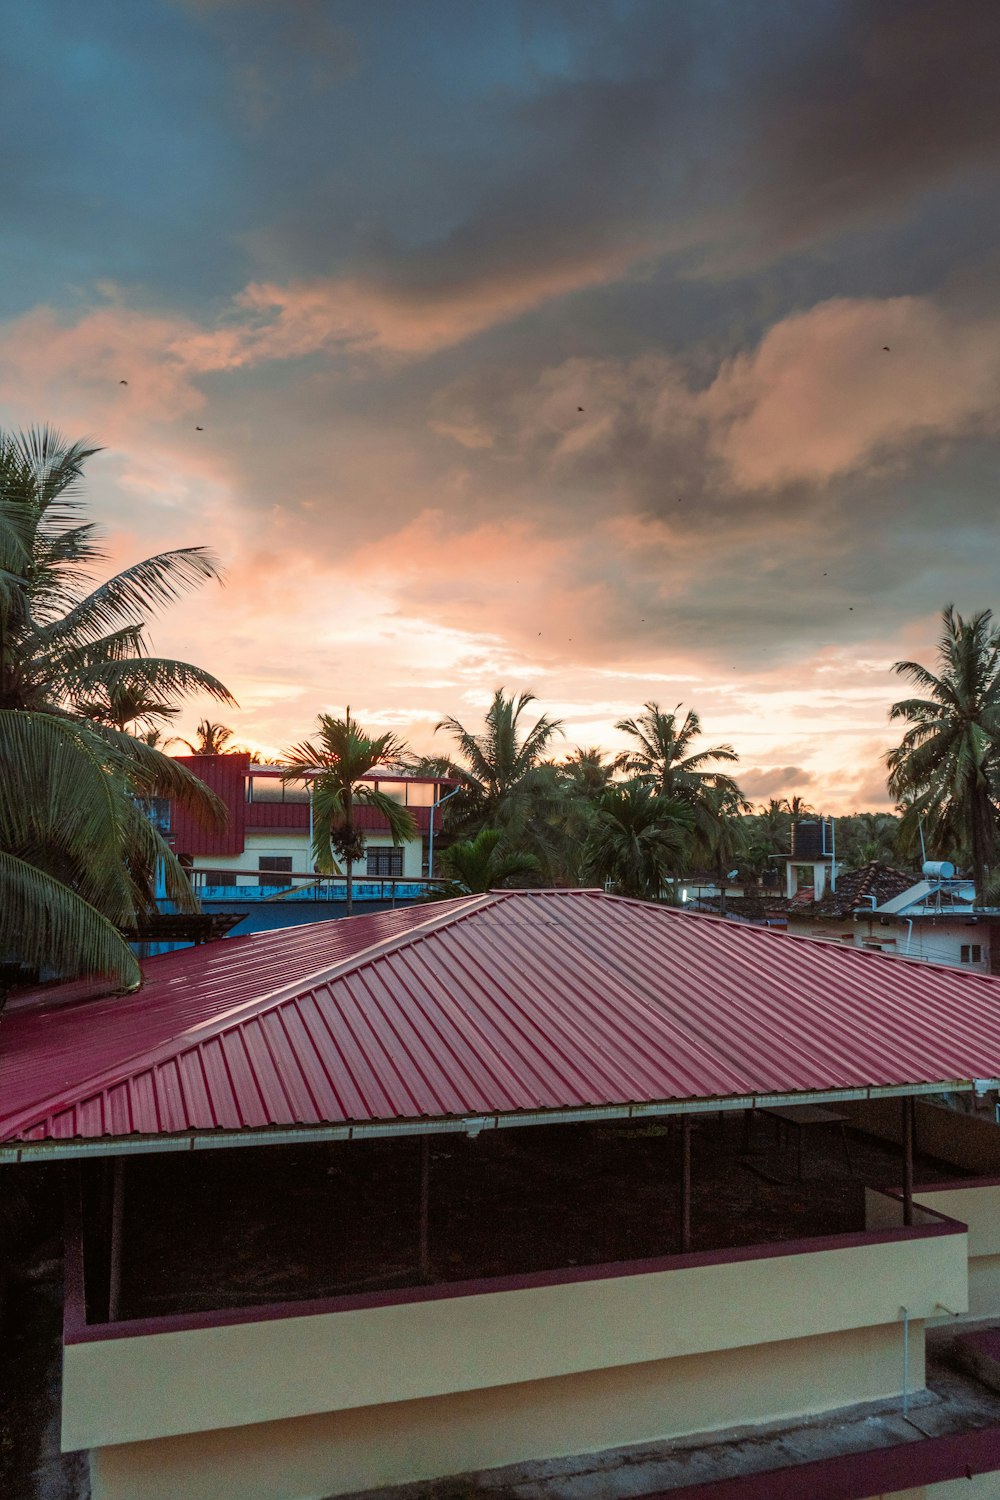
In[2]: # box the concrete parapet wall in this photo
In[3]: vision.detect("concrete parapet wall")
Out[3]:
[87,1322,922,1500]
[64,1223,964,1452]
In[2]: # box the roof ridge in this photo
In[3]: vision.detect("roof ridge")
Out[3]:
[0,893,508,1141]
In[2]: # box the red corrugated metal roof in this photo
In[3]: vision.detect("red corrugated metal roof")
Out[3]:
[168,753,248,858]
[4,890,1000,1151]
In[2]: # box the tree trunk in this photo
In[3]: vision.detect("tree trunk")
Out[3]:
[345,794,354,916]
[969,772,994,904]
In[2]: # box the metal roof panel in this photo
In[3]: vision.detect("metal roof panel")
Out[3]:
[5,890,1000,1149]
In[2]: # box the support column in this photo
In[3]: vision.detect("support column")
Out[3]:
[902,1096,914,1227]
[680,1115,692,1253]
[108,1158,125,1321]
[419,1136,431,1281]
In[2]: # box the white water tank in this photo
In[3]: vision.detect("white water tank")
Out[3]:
[922,860,955,879]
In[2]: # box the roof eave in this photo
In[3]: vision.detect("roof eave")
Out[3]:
[4,1076,995,1164]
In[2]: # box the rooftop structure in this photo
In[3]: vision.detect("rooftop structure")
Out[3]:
[161,753,456,899]
[6,889,1000,1155]
[7,891,1000,1499]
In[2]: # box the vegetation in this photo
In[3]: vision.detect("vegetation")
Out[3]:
[436,689,564,826]
[439,827,540,895]
[171,718,236,755]
[0,426,233,996]
[583,783,694,900]
[887,605,1000,899]
[283,708,416,916]
[614,703,741,802]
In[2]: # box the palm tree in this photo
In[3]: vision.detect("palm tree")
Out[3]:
[80,681,180,734]
[0,425,233,994]
[757,798,791,843]
[837,812,900,869]
[172,719,236,755]
[495,761,594,887]
[560,746,614,801]
[782,794,815,819]
[614,703,742,805]
[439,828,539,895]
[689,784,749,914]
[886,605,1000,899]
[583,783,694,901]
[283,708,416,916]
[436,688,564,825]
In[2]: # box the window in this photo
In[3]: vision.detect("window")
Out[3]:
[372,780,407,805]
[246,777,309,804]
[961,944,983,964]
[794,865,814,890]
[366,846,404,878]
[258,856,293,888]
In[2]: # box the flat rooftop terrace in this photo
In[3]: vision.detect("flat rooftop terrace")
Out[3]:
[88,1112,966,1325]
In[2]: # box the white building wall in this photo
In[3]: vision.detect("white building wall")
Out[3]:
[192,830,424,885]
[785,916,989,972]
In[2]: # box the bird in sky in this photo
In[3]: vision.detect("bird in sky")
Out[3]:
[119,379,128,385]
[883,346,890,352]
[577,406,584,412]
[195,426,204,431]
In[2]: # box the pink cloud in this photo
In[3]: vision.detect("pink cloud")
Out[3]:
[236,242,652,358]
[705,296,1000,488]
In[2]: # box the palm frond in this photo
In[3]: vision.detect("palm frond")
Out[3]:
[0,851,141,991]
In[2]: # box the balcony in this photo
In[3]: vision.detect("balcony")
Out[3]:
[65,1117,968,1467]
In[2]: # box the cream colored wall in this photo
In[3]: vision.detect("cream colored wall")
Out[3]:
[194,831,424,882]
[926,1478,1000,1497]
[910,1183,1000,1320]
[64,1224,963,1452]
[88,1321,921,1500]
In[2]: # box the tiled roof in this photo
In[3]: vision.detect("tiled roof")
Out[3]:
[791,862,915,919]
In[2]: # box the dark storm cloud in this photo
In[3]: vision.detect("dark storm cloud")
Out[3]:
[215,0,1000,321]
[744,0,1000,252]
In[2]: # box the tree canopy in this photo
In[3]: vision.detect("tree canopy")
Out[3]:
[0,426,233,995]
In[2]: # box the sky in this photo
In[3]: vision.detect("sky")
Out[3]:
[3,0,1000,810]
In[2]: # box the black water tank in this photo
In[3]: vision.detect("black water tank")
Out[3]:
[791,820,823,858]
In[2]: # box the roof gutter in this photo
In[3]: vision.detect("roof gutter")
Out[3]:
[2,1078,995,1164]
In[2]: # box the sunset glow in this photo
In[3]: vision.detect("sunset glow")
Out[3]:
[5,1,1000,810]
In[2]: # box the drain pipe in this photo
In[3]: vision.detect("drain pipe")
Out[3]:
[901,1306,910,1419]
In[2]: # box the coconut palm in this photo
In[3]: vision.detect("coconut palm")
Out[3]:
[0,425,232,995]
[79,682,180,734]
[0,428,233,717]
[560,746,614,801]
[689,784,749,914]
[886,605,1000,899]
[283,708,416,916]
[837,812,900,870]
[495,762,595,887]
[436,689,563,821]
[614,703,742,806]
[439,828,539,895]
[172,719,236,755]
[583,783,694,901]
